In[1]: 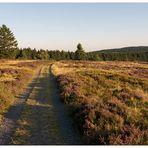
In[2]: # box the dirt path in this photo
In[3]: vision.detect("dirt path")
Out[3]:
[1,65,82,145]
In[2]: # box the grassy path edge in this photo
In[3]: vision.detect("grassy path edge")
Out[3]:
[0,66,43,145]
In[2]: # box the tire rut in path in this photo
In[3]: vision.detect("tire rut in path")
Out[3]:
[48,66,82,144]
[0,67,42,145]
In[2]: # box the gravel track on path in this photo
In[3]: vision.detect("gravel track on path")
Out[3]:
[6,65,82,145]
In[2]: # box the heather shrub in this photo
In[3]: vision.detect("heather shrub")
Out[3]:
[0,83,14,113]
[0,60,44,116]
[53,61,148,145]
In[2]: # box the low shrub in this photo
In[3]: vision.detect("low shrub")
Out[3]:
[54,61,148,144]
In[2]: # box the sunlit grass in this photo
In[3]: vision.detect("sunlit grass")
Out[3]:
[0,60,45,118]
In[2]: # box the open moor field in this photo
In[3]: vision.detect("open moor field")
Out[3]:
[52,61,148,144]
[0,60,147,145]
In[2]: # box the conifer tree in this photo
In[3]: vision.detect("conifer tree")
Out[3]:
[0,24,18,58]
[75,43,86,60]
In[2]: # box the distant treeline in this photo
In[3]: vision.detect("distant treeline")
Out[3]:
[16,48,76,60]
[0,24,148,61]
[88,46,148,61]
[16,46,148,61]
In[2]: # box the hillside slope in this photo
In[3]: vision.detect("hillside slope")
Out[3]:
[89,46,148,61]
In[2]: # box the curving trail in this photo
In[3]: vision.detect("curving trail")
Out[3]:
[0,65,82,145]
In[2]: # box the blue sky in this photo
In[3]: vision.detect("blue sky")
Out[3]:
[0,3,148,51]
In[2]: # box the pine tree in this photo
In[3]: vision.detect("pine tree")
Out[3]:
[75,43,86,60]
[0,24,18,59]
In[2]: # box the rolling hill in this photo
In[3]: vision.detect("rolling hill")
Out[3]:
[88,46,148,61]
